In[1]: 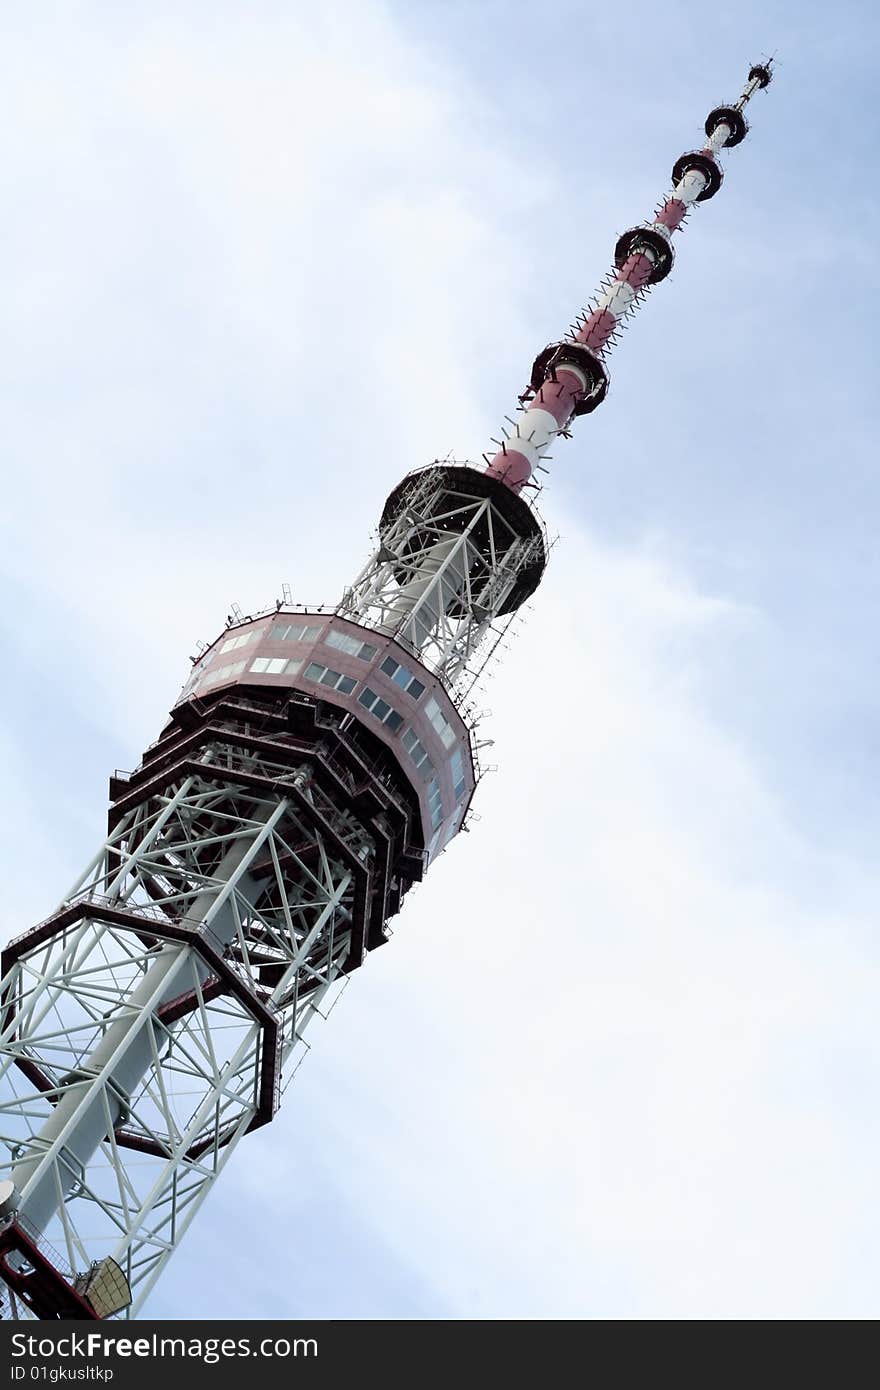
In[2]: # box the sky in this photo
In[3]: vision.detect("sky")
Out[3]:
[1,0,879,1319]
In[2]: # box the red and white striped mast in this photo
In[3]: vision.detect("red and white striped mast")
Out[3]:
[486,61,774,493]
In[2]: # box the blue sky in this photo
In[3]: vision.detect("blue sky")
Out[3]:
[1,0,879,1318]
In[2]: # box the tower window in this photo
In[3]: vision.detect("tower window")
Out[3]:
[304,663,357,695]
[401,728,434,775]
[326,629,378,661]
[425,697,457,749]
[218,630,258,655]
[272,622,323,642]
[450,748,468,799]
[250,657,302,677]
[380,656,426,699]
[201,660,246,687]
[358,687,404,731]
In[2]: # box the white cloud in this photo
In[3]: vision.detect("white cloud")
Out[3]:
[2,2,878,1321]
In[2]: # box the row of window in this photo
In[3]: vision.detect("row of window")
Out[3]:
[326,629,378,662]
[358,687,404,732]
[427,777,443,830]
[215,630,438,723]
[250,657,302,676]
[202,659,246,686]
[403,733,469,817]
[216,623,393,671]
[450,748,467,800]
[273,622,322,643]
[400,733,436,778]
[424,696,457,750]
[428,803,466,860]
[218,630,258,655]
[218,621,366,660]
[380,655,425,699]
[304,662,357,695]
[401,727,434,776]
[221,621,323,656]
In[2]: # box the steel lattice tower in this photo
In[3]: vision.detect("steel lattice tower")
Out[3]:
[0,62,773,1319]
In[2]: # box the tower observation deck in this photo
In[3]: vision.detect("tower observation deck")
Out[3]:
[0,62,773,1319]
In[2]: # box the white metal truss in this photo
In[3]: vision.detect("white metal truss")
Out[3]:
[339,467,544,688]
[0,744,364,1316]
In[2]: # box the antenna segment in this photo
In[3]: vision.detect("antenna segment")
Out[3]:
[485,62,773,493]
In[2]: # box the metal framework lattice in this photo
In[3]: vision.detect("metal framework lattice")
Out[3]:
[339,464,547,689]
[0,738,360,1316]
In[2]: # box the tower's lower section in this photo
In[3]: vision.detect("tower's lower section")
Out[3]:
[0,684,428,1317]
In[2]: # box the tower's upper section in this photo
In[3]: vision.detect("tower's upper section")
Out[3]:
[329,61,775,706]
[484,61,774,494]
[171,62,774,873]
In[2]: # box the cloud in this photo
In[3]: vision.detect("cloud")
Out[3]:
[1,1,878,1321]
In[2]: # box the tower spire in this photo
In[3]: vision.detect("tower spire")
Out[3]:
[485,60,774,493]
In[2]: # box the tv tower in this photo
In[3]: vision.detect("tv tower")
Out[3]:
[0,61,773,1319]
